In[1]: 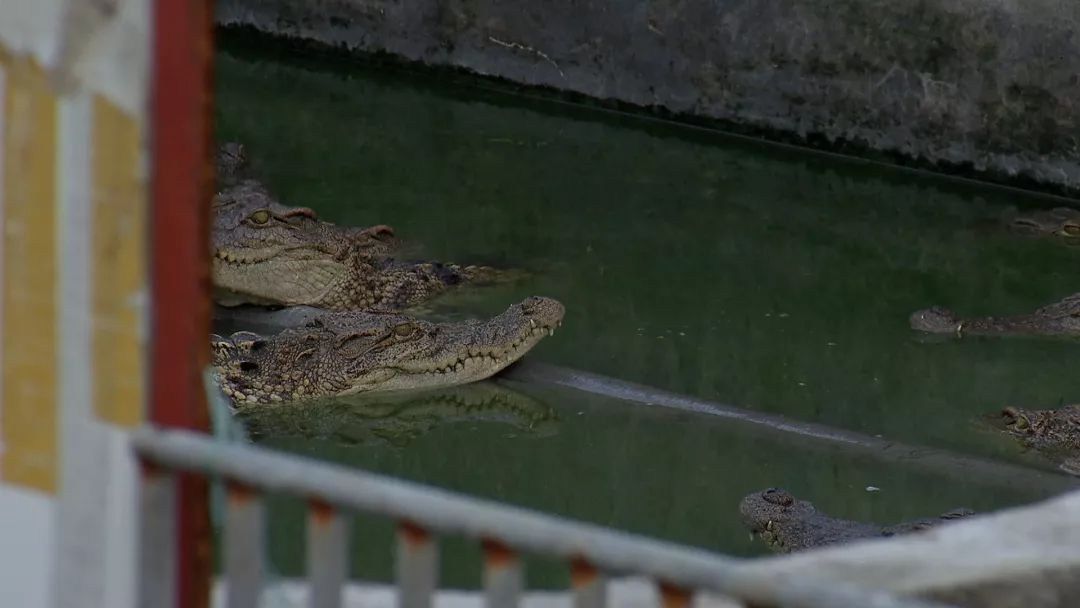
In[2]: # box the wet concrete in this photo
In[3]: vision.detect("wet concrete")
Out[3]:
[215,0,1080,197]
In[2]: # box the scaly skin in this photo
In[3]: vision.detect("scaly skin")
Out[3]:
[992,405,1080,475]
[216,141,252,188]
[211,142,524,312]
[909,293,1080,337]
[211,296,565,405]
[236,381,560,447]
[739,488,974,554]
[1004,206,1080,242]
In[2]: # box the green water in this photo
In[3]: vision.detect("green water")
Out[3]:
[213,39,1080,586]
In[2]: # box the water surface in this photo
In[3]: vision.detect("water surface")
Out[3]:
[213,40,1080,585]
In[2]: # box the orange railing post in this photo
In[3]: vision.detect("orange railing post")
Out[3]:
[151,0,216,606]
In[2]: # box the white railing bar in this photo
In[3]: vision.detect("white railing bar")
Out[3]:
[130,425,953,608]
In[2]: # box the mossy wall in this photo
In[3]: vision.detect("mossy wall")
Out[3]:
[216,0,1080,196]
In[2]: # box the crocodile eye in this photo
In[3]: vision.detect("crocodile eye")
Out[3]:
[248,209,271,225]
[392,322,419,337]
[1063,223,1080,236]
[1003,407,1030,430]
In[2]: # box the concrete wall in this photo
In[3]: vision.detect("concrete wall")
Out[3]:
[216,0,1080,197]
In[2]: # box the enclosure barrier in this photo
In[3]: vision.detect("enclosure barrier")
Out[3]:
[131,426,954,608]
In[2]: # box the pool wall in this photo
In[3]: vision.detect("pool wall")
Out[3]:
[215,0,1080,197]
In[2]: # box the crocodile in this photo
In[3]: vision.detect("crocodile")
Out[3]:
[211,296,565,405]
[909,205,1080,337]
[211,143,523,312]
[216,141,252,188]
[991,405,1080,476]
[235,381,559,448]
[739,488,975,554]
[909,292,1080,337]
[1004,206,1080,242]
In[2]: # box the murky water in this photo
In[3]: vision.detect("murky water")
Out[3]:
[213,38,1080,586]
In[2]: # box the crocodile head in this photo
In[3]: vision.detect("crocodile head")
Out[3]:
[909,306,962,334]
[739,488,819,552]
[211,296,565,405]
[1005,207,1080,241]
[998,405,1080,448]
[739,488,894,553]
[999,406,1037,437]
[740,488,974,553]
[990,405,1080,475]
[211,179,398,307]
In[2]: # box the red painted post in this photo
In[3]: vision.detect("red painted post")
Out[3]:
[151,0,215,606]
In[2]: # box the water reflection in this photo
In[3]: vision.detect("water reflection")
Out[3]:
[236,381,560,448]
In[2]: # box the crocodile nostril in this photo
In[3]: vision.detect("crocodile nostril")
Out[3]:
[763,488,794,506]
[520,296,543,312]
[364,224,395,239]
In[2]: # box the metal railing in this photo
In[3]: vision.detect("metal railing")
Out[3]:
[130,426,955,608]
[132,425,954,608]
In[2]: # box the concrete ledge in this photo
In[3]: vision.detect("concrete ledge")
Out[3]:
[215,0,1080,197]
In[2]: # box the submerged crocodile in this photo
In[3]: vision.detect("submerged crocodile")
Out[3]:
[909,206,1080,337]
[739,488,974,553]
[211,142,524,312]
[236,381,559,447]
[1004,206,1080,242]
[909,293,1080,337]
[990,405,1080,476]
[216,141,252,188]
[211,296,564,405]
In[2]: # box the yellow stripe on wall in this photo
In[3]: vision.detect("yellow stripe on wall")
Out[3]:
[91,94,145,428]
[1,53,59,495]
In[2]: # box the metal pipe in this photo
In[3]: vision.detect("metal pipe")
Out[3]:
[137,464,178,608]
[130,426,952,608]
[397,521,437,608]
[307,500,347,608]
[224,482,264,608]
[482,539,522,608]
